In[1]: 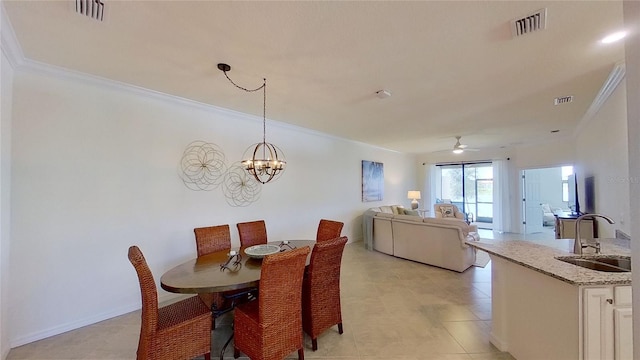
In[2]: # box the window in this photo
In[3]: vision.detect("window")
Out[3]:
[437,162,493,223]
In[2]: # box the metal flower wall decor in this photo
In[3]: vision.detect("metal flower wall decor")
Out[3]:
[179,141,261,207]
[180,141,227,191]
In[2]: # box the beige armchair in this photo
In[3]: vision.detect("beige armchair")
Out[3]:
[434,203,478,233]
[434,203,465,220]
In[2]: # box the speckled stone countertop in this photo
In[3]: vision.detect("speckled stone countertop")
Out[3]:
[466,238,631,286]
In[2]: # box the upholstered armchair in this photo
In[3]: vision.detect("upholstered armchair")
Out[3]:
[541,203,561,226]
[433,203,478,234]
[434,203,466,220]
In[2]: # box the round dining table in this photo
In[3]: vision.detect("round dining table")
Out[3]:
[160,240,315,294]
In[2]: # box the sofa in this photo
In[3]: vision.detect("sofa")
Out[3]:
[541,203,562,226]
[363,205,478,272]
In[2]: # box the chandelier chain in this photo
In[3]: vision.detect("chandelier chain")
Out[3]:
[221,69,268,147]
[221,70,265,93]
[218,63,285,184]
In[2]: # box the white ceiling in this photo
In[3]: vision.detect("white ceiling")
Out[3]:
[2,1,627,154]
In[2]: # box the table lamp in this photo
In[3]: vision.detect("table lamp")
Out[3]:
[407,190,421,210]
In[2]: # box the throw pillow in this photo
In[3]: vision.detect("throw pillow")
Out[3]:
[440,205,455,218]
[379,206,393,214]
[404,209,420,216]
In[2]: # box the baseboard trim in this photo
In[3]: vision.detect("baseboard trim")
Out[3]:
[9,292,183,348]
[489,331,509,352]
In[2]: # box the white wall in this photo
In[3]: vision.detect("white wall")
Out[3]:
[1,3,16,357]
[6,65,416,347]
[623,0,640,357]
[575,78,629,238]
[0,43,13,360]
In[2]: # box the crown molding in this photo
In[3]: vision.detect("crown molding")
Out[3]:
[1,2,25,69]
[15,55,400,151]
[574,61,626,136]
[0,3,398,154]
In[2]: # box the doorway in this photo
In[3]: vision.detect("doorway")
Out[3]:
[521,166,573,234]
[437,162,493,227]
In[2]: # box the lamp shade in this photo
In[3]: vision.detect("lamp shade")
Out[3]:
[407,191,421,200]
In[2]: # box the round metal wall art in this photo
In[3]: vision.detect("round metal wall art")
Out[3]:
[222,162,261,207]
[179,141,261,207]
[179,141,227,191]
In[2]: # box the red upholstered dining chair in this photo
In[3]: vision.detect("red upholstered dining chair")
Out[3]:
[236,220,267,247]
[194,225,256,328]
[195,224,232,257]
[128,246,212,360]
[233,246,311,360]
[316,219,344,242]
[302,236,348,351]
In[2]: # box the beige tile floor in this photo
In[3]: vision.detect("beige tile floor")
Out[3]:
[8,229,536,360]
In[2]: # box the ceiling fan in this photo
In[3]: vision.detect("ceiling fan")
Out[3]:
[452,136,479,154]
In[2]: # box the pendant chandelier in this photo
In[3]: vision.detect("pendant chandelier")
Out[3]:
[218,63,286,184]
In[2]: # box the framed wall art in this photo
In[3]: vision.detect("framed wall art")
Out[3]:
[362,160,384,202]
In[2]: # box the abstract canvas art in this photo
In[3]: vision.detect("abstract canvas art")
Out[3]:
[362,160,384,202]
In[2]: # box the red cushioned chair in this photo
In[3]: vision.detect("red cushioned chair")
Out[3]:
[236,220,268,247]
[302,236,348,350]
[315,219,344,242]
[128,245,212,360]
[233,246,310,360]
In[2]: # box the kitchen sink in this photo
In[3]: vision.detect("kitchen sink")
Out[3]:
[555,255,631,272]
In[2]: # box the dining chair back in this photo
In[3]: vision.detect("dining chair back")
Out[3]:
[316,219,344,242]
[302,236,348,351]
[194,224,231,257]
[233,246,311,360]
[236,220,267,247]
[128,245,211,360]
[193,224,256,329]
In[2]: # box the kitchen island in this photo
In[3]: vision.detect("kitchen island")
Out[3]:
[466,237,632,360]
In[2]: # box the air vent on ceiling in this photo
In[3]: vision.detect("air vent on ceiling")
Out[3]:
[554,96,574,105]
[75,0,105,21]
[512,8,547,37]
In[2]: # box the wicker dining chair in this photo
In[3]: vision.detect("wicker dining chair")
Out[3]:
[315,219,344,242]
[194,225,257,329]
[302,236,348,351]
[128,246,212,360]
[236,220,268,247]
[233,246,311,360]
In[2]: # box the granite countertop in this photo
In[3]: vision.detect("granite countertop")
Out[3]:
[466,237,631,286]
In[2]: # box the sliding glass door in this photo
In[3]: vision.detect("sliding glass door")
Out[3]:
[437,163,493,224]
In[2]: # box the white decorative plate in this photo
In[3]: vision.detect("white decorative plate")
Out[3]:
[244,244,281,259]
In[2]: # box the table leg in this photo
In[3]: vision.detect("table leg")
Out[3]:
[220,328,233,360]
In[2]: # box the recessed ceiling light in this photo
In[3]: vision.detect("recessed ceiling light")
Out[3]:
[601,31,627,44]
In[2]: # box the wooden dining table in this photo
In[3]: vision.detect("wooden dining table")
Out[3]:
[160,240,316,295]
[161,240,315,359]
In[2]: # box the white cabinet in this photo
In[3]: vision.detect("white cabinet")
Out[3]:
[583,286,633,360]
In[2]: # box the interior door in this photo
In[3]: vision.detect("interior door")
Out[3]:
[524,170,544,234]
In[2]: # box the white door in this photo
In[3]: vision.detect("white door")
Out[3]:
[523,170,544,234]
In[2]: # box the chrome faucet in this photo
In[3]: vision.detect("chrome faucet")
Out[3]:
[574,214,615,254]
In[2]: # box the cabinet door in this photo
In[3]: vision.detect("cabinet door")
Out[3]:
[583,287,614,360]
[614,307,633,360]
